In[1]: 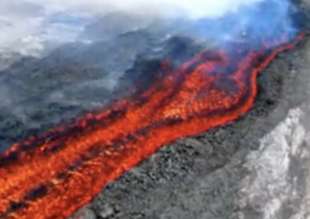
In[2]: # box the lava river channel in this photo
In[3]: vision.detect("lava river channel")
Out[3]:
[0,34,304,219]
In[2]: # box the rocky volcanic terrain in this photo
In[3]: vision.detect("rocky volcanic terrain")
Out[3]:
[73,2,310,219]
[74,34,310,219]
[0,1,309,219]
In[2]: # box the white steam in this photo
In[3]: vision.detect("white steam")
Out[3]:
[0,0,297,56]
[28,0,264,19]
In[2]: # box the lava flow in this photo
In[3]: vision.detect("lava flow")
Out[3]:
[0,34,304,219]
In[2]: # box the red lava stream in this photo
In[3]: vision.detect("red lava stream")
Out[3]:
[0,34,304,218]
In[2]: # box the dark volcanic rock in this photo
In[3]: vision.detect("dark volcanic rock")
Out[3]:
[117,36,204,95]
[0,25,168,149]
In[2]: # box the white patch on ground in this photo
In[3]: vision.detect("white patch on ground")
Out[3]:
[290,104,310,219]
[238,107,310,219]
[70,207,96,219]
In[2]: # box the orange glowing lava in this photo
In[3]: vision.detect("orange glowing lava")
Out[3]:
[0,34,304,219]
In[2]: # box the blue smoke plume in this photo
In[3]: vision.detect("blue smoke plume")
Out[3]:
[173,0,299,49]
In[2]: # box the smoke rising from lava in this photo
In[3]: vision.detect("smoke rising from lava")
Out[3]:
[0,0,299,55]
[69,0,298,50]
[170,0,299,49]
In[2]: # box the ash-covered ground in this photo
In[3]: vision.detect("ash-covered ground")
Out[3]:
[0,1,309,219]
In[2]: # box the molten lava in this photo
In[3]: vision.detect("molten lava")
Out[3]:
[0,34,304,219]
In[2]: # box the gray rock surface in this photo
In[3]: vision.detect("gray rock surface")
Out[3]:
[71,207,97,219]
